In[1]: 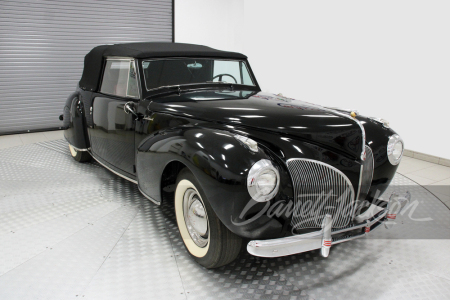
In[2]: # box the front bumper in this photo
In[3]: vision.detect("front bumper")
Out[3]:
[247,191,410,258]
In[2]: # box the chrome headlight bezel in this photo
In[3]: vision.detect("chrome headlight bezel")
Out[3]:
[247,159,280,202]
[387,134,404,165]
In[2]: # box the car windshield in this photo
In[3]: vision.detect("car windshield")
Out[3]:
[142,58,255,90]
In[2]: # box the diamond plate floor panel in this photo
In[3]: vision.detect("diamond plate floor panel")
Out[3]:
[0,204,139,300]
[0,191,107,236]
[0,177,108,200]
[160,201,309,300]
[0,139,449,300]
[82,211,186,300]
[0,201,122,275]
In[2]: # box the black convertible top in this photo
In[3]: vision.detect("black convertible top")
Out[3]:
[79,42,247,91]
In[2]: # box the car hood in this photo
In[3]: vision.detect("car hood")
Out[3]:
[149,91,364,160]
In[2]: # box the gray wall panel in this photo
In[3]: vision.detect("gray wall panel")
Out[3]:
[0,0,173,134]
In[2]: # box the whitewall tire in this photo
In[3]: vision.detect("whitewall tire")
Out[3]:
[174,168,242,268]
[69,144,91,162]
[175,179,210,258]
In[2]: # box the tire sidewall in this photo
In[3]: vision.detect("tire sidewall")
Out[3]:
[175,179,210,258]
[175,169,224,267]
[69,144,91,162]
[69,144,78,158]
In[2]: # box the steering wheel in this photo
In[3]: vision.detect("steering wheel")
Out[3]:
[212,73,238,84]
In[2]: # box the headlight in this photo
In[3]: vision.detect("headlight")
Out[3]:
[387,134,404,165]
[247,159,280,202]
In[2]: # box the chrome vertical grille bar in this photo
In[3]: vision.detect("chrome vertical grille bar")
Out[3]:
[287,159,356,229]
[357,146,374,201]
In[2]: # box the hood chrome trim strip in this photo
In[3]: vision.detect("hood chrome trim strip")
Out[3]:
[314,105,366,161]
[276,95,366,161]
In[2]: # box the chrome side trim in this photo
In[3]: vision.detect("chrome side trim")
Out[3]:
[138,186,161,206]
[92,153,161,205]
[92,156,138,184]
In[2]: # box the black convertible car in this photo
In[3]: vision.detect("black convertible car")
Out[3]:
[62,42,409,268]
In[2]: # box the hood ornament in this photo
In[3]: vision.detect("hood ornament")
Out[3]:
[350,111,357,118]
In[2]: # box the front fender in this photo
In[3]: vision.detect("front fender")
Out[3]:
[136,125,290,239]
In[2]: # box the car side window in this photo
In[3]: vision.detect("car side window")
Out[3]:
[212,60,254,85]
[100,59,139,98]
[127,61,139,98]
[240,62,254,85]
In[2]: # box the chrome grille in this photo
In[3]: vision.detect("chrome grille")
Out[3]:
[287,159,355,229]
[357,146,374,201]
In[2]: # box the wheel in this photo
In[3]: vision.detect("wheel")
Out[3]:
[174,168,242,268]
[69,144,92,162]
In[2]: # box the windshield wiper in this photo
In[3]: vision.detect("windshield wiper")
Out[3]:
[149,82,230,92]
[147,83,235,99]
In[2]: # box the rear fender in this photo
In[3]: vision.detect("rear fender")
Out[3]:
[63,91,90,150]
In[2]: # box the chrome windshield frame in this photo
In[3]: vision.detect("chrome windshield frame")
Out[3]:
[141,57,257,92]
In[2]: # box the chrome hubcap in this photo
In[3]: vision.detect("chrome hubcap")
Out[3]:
[183,188,209,248]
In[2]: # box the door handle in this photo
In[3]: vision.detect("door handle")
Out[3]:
[124,102,139,119]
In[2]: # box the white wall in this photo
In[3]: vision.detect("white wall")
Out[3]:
[175,0,245,53]
[176,0,450,159]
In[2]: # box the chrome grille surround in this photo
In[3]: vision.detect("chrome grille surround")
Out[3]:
[287,159,356,230]
[356,146,374,201]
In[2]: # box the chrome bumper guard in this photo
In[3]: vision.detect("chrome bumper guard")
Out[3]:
[247,191,410,258]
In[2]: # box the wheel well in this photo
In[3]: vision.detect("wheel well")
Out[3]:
[160,161,187,205]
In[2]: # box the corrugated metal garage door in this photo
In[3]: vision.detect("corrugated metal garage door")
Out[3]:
[0,0,173,134]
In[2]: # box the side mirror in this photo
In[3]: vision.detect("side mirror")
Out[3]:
[124,102,140,120]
